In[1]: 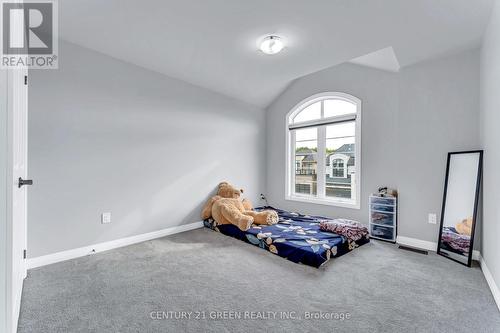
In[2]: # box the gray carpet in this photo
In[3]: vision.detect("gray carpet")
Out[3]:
[18,228,500,333]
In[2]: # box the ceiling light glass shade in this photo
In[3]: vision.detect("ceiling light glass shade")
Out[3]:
[259,36,284,55]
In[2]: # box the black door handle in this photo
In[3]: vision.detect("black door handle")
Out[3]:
[18,177,33,188]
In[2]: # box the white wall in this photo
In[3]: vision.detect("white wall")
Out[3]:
[480,0,500,296]
[266,63,399,223]
[266,49,480,245]
[28,41,266,257]
[397,49,480,244]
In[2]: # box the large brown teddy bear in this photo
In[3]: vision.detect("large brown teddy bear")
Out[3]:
[201,182,278,231]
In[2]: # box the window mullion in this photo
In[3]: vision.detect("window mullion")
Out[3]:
[290,130,296,196]
[317,126,326,198]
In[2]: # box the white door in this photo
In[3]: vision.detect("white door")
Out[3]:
[6,68,29,333]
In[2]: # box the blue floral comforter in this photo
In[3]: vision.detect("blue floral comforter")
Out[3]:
[203,206,370,268]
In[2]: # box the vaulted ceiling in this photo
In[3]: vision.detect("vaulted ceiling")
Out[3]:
[60,0,494,108]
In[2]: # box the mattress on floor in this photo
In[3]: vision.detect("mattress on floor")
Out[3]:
[440,227,470,255]
[203,206,369,268]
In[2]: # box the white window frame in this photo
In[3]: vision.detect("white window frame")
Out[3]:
[285,92,361,209]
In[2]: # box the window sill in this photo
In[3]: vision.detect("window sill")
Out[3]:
[285,195,360,210]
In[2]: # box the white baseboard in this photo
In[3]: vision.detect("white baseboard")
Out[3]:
[396,236,481,260]
[479,254,500,312]
[27,221,204,269]
[396,236,437,251]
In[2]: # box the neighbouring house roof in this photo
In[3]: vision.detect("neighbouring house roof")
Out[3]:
[296,148,317,162]
[302,154,317,162]
[331,144,355,155]
[296,144,355,166]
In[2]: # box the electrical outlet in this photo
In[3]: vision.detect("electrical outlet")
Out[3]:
[101,212,111,224]
[428,213,437,224]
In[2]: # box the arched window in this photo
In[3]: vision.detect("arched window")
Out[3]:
[286,92,361,208]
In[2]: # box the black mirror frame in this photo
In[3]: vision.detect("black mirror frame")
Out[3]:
[437,150,483,267]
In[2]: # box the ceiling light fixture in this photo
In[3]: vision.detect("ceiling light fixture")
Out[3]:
[259,35,284,55]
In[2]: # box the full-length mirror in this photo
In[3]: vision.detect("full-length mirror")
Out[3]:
[438,151,482,266]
